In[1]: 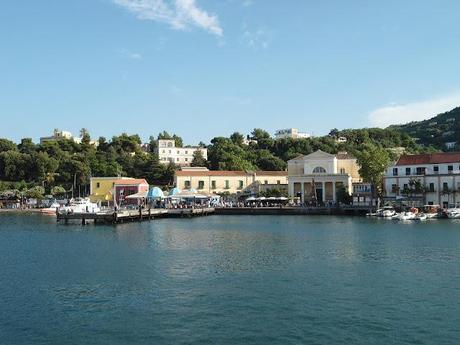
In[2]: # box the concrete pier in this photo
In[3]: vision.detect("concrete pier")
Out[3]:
[56,208,215,225]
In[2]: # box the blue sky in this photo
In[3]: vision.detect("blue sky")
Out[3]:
[1,0,460,144]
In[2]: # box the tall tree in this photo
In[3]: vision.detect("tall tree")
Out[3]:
[191,150,207,167]
[356,144,390,204]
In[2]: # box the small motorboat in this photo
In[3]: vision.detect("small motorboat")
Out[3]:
[446,208,460,219]
[381,206,396,218]
[394,210,417,221]
[422,205,440,219]
[59,198,100,214]
[415,213,427,221]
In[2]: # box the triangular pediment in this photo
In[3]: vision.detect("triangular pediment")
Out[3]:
[288,150,335,162]
[304,150,335,159]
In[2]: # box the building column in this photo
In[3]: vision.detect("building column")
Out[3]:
[301,182,305,203]
[322,182,326,203]
[332,182,336,202]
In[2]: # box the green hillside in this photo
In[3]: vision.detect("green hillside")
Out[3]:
[390,107,460,151]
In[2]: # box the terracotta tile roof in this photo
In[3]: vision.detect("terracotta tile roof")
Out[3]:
[175,170,287,177]
[255,171,288,176]
[114,179,148,185]
[396,152,460,165]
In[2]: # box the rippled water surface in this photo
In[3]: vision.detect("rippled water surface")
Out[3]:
[1,214,460,344]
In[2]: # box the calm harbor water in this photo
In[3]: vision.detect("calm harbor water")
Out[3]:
[1,214,460,345]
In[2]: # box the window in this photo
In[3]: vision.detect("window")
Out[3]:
[184,180,191,189]
[340,168,346,174]
[177,151,180,154]
[224,180,230,189]
[416,167,425,175]
[277,180,281,184]
[185,158,188,162]
[313,166,326,173]
[168,150,171,153]
[198,181,205,189]
[429,183,435,192]
[393,168,398,176]
[433,166,439,173]
[264,180,268,185]
[391,184,398,193]
[238,180,244,189]
[167,142,173,147]
[176,158,179,162]
[403,183,408,190]
[405,168,411,176]
[443,182,449,191]
[211,181,216,189]
[96,182,100,188]
[162,150,166,153]
[448,165,453,173]
[185,151,188,154]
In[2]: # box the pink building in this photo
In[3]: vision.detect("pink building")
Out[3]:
[113,179,149,206]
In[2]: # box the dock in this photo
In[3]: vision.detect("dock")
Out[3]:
[56,207,215,225]
[214,206,375,216]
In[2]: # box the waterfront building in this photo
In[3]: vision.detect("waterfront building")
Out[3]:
[157,139,207,166]
[113,179,149,206]
[90,177,134,205]
[274,128,310,140]
[287,150,362,203]
[40,129,98,146]
[174,167,287,194]
[383,152,460,208]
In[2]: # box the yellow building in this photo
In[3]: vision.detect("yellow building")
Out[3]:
[174,167,287,194]
[90,177,134,204]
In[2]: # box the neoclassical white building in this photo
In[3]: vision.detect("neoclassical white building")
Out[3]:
[288,150,361,203]
[383,152,460,208]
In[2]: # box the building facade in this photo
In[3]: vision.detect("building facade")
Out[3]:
[40,129,98,146]
[287,150,361,204]
[90,177,134,204]
[174,167,287,194]
[383,152,460,208]
[274,128,310,140]
[157,139,207,166]
[113,179,149,206]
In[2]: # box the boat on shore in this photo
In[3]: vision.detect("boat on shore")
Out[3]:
[41,202,61,215]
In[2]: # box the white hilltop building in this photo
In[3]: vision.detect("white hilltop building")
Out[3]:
[157,139,207,166]
[274,128,310,140]
[40,129,98,146]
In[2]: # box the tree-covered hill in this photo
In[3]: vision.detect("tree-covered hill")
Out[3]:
[389,107,460,151]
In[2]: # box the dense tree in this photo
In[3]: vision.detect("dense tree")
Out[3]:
[157,131,183,147]
[356,144,391,202]
[0,139,17,153]
[230,132,245,146]
[191,150,207,167]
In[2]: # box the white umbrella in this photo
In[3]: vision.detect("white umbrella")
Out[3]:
[126,190,148,199]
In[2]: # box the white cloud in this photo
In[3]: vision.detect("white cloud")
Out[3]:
[368,92,460,127]
[113,0,223,36]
